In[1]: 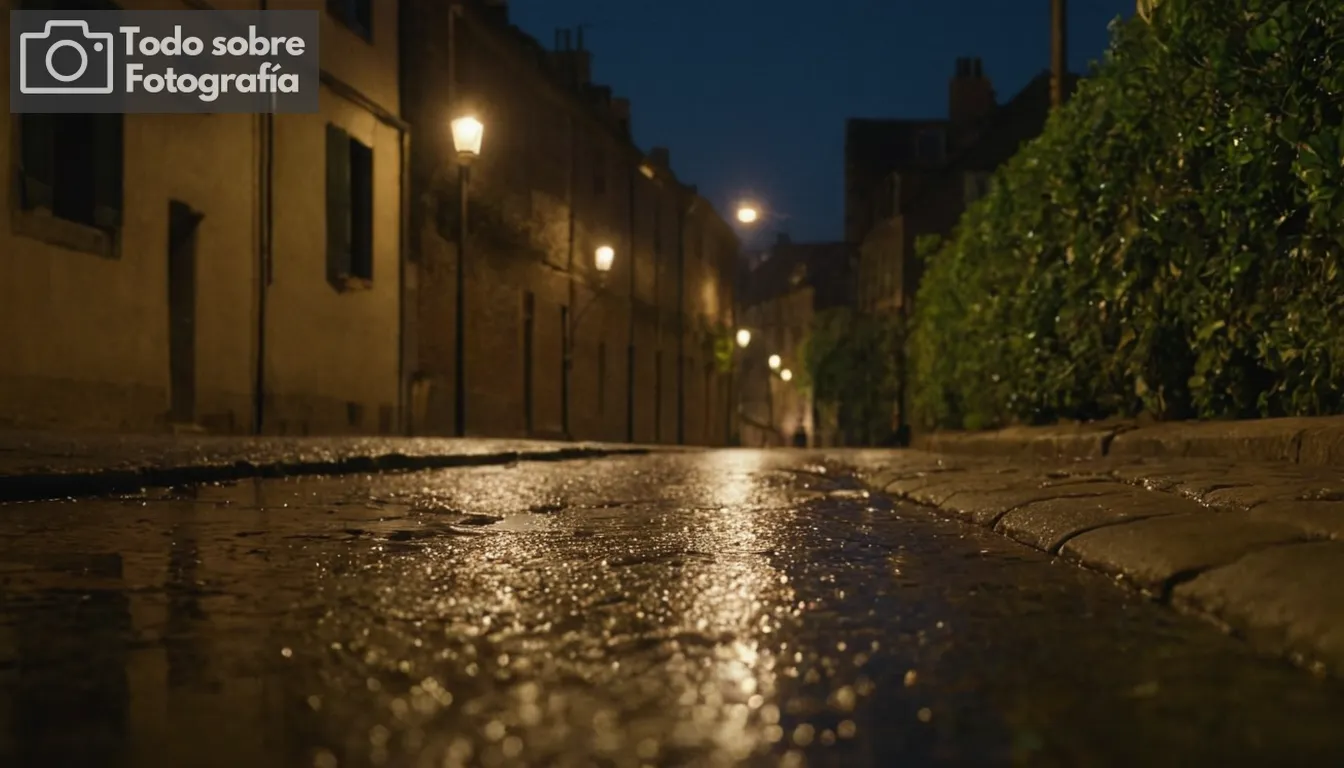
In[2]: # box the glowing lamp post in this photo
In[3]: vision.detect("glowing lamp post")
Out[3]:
[594,244,615,275]
[450,115,483,437]
[736,205,760,224]
[735,329,752,349]
[768,354,782,371]
[780,368,793,383]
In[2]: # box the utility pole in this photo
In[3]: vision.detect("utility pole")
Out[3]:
[1051,0,1068,109]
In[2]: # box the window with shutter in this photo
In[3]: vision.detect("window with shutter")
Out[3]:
[327,0,372,41]
[19,114,55,210]
[325,123,353,288]
[348,137,374,281]
[92,113,124,230]
[20,112,123,233]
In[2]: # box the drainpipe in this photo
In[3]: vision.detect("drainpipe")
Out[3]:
[252,0,273,435]
[625,162,637,443]
[676,198,688,445]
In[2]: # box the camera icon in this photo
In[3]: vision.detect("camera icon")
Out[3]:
[19,20,115,95]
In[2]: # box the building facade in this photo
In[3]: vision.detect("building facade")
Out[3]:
[0,0,406,435]
[737,235,854,448]
[402,0,739,444]
[854,62,1073,316]
[1,0,737,444]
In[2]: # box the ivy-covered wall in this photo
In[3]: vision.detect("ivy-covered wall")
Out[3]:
[911,0,1344,430]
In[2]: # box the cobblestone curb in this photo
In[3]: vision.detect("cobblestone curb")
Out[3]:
[914,415,1344,467]
[0,432,657,503]
[847,450,1344,678]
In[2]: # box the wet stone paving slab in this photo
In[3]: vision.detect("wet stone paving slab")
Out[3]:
[2,452,1344,767]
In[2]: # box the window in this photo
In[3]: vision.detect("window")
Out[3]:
[18,113,123,233]
[873,172,901,220]
[597,342,607,413]
[523,292,535,433]
[652,203,662,254]
[917,129,945,164]
[325,124,374,288]
[593,149,606,196]
[327,0,372,40]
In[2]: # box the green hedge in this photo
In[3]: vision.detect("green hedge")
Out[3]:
[910,0,1344,431]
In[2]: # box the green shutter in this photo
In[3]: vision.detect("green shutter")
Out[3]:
[92,113,124,229]
[19,114,55,210]
[326,123,352,286]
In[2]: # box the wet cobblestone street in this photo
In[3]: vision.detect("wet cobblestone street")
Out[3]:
[3,451,1344,767]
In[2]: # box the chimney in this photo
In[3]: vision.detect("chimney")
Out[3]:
[648,146,670,169]
[1051,0,1068,108]
[949,56,995,126]
[550,28,592,88]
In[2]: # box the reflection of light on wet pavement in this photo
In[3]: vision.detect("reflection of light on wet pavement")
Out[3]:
[4,452,1344,766]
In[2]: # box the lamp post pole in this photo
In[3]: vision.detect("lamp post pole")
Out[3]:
[449,115,484,438]
[454,163,469,437]
[563,246,617,439]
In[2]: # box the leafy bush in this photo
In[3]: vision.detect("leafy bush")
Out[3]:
[911,0,1344,430]
[799,307,904,444]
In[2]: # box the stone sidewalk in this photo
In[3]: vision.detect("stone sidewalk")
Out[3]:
[841,448,1344,678]
[0,431,654,502]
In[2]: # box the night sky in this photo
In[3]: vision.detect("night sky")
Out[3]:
[509,0,1136,246]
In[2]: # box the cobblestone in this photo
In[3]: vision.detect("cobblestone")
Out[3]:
[846,448,1344,678]
[1060,513,1309,592]
[1173,542,1344,674]
[995,489,1189,553]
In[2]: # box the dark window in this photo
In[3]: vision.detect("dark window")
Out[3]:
[597,342,607,413]
[19,113,123,232]
[325,124,374,287]
[654,350,663,442]
[652,203,663,254]
[523,292,535,433]
[327,0,372,41]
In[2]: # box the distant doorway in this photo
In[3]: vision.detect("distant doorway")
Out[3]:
[168,200,204,425]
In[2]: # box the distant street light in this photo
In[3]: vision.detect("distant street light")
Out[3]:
[780,369,793,383]
[736,329,752,348]
[450,114,484,438]
[768,354,782,371]
[736,205,760,224]
[594,245,615,273]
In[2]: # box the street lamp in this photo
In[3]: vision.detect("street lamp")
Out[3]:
[450,114,483,437]
[736,205,759,224]
[780,368,793,383]
[594,244,615,274]
[735,328,752,348]
[768,354,782,371]
[564,245,619,438]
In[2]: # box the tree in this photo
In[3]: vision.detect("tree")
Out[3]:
[798,308,904,445]
[911,0,1344,430]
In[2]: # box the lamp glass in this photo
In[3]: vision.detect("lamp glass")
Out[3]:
[780,369,793,382]
[768,354,781,370]
[594,245,615,273]
[736,206,759,224]
[735,329,751,348]
[451,116,484,157]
